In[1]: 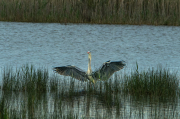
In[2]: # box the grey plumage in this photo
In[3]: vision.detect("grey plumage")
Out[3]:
[92,60,125,81]
[53,65,88,82]
[53,51,125,84]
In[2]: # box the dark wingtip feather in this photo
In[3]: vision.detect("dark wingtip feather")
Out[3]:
[120,60,126,66]
[52,65,87,82]
[53,66,66,74]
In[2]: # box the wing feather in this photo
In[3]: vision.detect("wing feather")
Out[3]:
[92,60,125,81]
[53,65,88,82]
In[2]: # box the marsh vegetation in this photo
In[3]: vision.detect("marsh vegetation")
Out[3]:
[0,64,179,118]
[0,0,180,25]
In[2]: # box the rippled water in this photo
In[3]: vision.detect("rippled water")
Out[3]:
[1,22,180,72]
[0,22,180,118]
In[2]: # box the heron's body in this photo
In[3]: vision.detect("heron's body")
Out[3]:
[53,51,125,85]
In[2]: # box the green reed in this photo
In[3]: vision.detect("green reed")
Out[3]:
[0,0,180,25]
[2,64,51,93]
[1,89,178,118]
[2,64,179,98]
[123,64,179,97]
[0,64,179,118]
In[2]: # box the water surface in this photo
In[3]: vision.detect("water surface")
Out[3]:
[0,22,180,118]
[1,22,180,72]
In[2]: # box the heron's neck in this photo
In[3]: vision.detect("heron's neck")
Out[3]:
[87,57,92,75]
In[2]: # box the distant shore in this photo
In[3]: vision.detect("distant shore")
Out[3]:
[0,0,179,25]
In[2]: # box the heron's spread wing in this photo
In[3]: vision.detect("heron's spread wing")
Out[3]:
[53,65,88,82]
[92,60,125,81]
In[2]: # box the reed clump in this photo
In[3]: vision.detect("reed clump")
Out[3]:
[0,0,180,25]
[2,64,52,93]
[123,64,179,97]
[2,64,179,98]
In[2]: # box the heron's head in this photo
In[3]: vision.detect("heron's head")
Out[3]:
[87,51,91,59]
[87,51,91,54]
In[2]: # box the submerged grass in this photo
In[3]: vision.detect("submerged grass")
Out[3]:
[0,0,180,25]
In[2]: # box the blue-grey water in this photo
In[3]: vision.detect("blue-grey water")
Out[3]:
[1,22,180,72]
[0,21,180,118]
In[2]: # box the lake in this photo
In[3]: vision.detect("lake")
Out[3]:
[0,21,180,118]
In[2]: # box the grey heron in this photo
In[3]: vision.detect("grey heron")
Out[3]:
[53,51,125,85]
